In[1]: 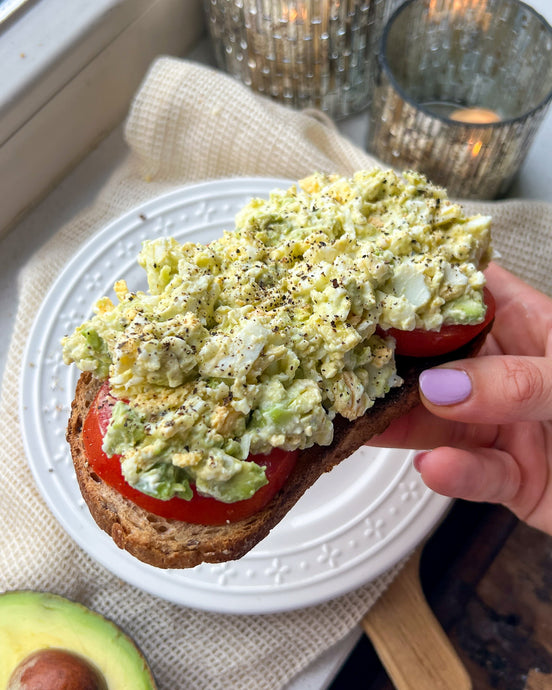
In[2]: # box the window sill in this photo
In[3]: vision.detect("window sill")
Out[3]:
[0,0,205,235]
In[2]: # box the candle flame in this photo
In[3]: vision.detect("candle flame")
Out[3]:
[428,0,491,30]
[471,140,483,157]
[281,4,308,22]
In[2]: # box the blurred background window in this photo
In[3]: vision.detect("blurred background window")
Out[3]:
[0,0,35,25]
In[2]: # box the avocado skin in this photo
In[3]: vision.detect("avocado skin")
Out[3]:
[0,591,156,689]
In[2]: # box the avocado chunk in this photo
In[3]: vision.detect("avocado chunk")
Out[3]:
[0,591,156,689]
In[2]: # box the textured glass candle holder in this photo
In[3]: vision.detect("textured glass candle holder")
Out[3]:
[204,0,403,119]
[366,0,552,199]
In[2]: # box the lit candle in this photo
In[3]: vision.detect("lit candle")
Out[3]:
[449,107,501,124]
[366,0,552,199]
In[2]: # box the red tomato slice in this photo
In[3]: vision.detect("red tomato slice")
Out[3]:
[380,288,495,357]
[83,382,298,525]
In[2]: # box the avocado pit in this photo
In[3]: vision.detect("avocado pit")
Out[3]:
[8,648,107,690]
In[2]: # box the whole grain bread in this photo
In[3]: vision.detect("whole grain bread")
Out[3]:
[66,329,489,569]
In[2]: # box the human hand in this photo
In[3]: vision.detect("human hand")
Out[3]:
[370,262,552,535]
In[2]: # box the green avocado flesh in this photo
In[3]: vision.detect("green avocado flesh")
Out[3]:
[0,591,156,689]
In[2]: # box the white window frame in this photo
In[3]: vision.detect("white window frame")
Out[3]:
[0,0,205,236]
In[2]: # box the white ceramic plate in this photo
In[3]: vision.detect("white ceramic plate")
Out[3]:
[20,177,451,614]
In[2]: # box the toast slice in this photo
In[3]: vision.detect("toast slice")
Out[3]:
[66,327,489,569]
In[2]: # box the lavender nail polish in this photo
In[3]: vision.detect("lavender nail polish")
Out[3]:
[419,368,472,406]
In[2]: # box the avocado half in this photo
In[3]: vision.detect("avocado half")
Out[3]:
[0,590,157,689]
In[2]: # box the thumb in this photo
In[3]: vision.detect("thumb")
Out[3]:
[419,355,552,424]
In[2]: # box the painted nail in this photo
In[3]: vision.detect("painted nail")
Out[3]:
[419,368,472,406]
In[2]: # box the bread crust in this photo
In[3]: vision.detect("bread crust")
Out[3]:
[66,329,489,569]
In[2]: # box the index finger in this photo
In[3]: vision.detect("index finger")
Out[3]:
[485,263,552,357]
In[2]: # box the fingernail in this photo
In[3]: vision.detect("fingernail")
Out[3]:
[419,368,472,405]
[413,452,427,473]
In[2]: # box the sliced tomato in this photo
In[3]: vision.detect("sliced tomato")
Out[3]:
[380,288,495,357]
[83,382,298,525]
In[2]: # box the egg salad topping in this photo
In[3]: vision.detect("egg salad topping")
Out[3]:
[62,169,492,503]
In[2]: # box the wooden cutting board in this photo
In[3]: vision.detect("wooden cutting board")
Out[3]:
[362,544,472,689]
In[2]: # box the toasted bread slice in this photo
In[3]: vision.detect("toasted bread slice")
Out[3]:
[67,371,420,569]
[65,326,489,570]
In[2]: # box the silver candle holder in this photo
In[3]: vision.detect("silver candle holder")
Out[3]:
[204,0,403,119]
[366,0,552,199]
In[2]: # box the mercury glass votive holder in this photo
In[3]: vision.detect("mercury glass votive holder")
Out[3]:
[366,0,552,199]
[204,0,403,119]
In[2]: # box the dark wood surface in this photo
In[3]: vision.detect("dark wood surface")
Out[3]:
[329,500,552,689]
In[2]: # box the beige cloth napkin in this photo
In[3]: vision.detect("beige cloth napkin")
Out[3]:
[1,56,552,689]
